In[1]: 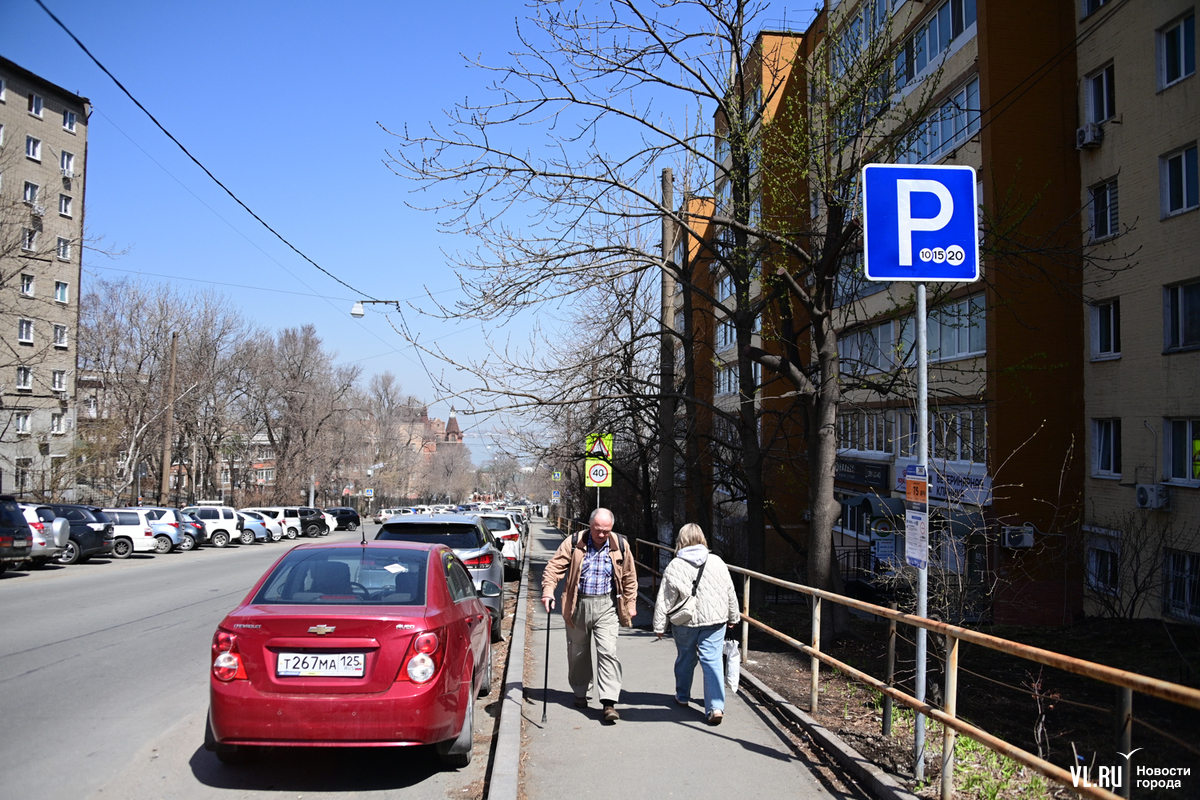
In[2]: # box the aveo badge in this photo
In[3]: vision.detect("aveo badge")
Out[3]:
[862,164,979,283]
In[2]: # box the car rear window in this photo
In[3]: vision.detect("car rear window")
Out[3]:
[479,516,512,532]
[252,548,428,606]
[377,523,483,549]
[0,502,27,528]
[112,511,141,526]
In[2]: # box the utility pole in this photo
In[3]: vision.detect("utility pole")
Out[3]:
[159,331,178,505]
[656,168,676,567]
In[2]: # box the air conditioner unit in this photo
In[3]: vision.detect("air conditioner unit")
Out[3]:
[1076,122,1103,149]
[1134,483,1169,510]
[55,391,68,404]
[1001,526,1035,548]
[61,168,74,178]
[31,204,46,217]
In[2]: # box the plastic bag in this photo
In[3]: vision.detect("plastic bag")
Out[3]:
[723,639,741,693]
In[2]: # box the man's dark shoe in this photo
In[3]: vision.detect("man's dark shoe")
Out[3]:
[602,704,620,723]
[573,696,588,709]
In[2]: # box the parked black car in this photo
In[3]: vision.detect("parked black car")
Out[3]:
[46,504,115,565]
[325,507,361,531]
[0,495,33,576]
[297,507,329,537]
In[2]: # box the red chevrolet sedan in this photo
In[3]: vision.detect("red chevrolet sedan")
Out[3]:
[205,541,498,767]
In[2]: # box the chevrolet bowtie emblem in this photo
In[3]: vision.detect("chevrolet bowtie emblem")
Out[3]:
[308,625,336,635]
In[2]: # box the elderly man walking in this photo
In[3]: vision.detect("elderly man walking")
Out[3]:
[541,508,638,723]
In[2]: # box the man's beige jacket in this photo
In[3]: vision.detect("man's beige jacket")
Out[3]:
[541,530,638,628]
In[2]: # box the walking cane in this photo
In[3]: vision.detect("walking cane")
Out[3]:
[542,599,552,723]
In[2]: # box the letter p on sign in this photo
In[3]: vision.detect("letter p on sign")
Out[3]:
[862,164,979,283]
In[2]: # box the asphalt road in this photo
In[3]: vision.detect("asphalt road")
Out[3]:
[0,525,491,800]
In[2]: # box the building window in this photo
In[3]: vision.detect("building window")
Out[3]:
[717,318,736,350]
[1087,535,1119,595]
[55,281,68,303]
[927,294,986,362]
[838,408,894,454]
[18,319,33,344]
[1162,144,1198,216]
[1165,418,1200,483]
[715,362,738,396]
[23,181,39,204]
[16,366,31,390]
[20,274,34,297]
[841,320,896,374]
[1083,0,1109,17]
[900,77,981,163]
[0,122,4,145]
[14,413,30,436]
[1091,298,1120,358]
[50,413,64,434]
[53,324,68,349]
[1165,280,1200,351]
[896,406,987,464]
[894,0,978,89]
[25,135,41,161]
[56,238,71,261]
[0,78,5,101]
[21,229,37,252]
[28,93,43,117]
[63,109,76,132]
[1160,13,1196,89]
[1086,63,1115,123]
[51,370,66,391]
[1093,419,1121,477]
[1163,549,1199,621]
[717,273,735,300]
[60,151,75,177]
[59,194,72,217]
[1091,179,1118,240]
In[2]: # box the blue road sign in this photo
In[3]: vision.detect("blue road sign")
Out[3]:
[862,164,979,283]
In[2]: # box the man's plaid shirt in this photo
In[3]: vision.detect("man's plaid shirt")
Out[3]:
[578,536,613,595]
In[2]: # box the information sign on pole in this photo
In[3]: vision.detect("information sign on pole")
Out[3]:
[585,459,613,488]
[552,471,562,481]
[364,488,374,498]
[904,464,928,570]
[585,433,613,461]
[551,489,561,501]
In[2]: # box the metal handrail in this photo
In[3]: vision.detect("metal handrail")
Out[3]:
[634,537,1200,800]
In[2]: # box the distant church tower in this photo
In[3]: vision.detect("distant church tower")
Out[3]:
[445,408,462,443]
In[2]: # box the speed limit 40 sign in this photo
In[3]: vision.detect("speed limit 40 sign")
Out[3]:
[585,458,612,488]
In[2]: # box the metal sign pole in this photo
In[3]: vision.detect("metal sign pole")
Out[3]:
[914,282,929,781]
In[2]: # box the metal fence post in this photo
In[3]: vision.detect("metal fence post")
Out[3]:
[811,596,822,713]
[1117,687,1132,799]
[883,601,897,736]
[741,574,751,664]
[941,633,959,800]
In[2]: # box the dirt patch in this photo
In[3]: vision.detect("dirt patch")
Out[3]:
[743,605,1200,798]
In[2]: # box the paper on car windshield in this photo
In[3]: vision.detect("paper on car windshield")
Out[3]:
[383,563,410,573]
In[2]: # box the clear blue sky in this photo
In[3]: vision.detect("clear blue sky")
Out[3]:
[0,0,536,452]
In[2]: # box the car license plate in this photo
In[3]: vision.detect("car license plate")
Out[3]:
[14,539,26,547]
[276,652,364,677]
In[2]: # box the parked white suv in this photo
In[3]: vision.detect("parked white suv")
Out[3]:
[181,505,243,548]
[18,504,66,566]
[105,508,181,557]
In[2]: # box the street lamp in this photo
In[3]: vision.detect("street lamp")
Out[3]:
[350,300,402,318]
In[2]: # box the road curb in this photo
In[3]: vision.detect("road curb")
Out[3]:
[739,669,919,800]
[485,534,531,800]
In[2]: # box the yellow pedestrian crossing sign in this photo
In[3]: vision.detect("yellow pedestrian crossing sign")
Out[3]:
[586,433,613,461]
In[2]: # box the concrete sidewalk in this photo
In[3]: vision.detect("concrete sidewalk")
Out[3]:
[519,522,844,800]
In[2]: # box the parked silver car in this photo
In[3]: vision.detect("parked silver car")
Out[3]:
[104,508,183,557]
[17,504,66,566]
[375,514,507,641]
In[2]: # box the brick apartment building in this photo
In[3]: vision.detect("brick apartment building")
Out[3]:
[0,56,88,501]
[678,0,1198,625]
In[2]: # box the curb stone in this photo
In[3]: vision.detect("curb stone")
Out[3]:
[485,535,531,800]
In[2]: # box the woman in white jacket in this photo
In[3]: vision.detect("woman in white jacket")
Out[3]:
[653,523,740,724]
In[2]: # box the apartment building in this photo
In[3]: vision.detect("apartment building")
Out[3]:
[1076,0,1199,623]
[0,57,88,501]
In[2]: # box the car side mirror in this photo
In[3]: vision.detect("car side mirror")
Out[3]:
[51,517,70,548]
[478,580,502,598]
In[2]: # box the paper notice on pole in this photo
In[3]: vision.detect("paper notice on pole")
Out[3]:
[905,509,928,569]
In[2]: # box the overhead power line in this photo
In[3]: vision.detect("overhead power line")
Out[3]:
[34,0,377,301]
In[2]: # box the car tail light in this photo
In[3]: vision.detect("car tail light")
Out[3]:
[398,630,443,684]
[30,522,44,533]
[211,630,247,681]
[144,528,153,536]
[0,535,12,547]
[500,533,519,541]
[170,522,180,529]
[463,554,493,567]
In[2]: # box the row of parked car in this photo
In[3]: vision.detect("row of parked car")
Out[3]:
[0,498,366,575]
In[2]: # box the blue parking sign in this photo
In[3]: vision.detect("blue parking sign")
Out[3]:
[862,164,979,283]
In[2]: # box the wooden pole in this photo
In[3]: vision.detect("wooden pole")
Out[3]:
[158,331,178,504]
